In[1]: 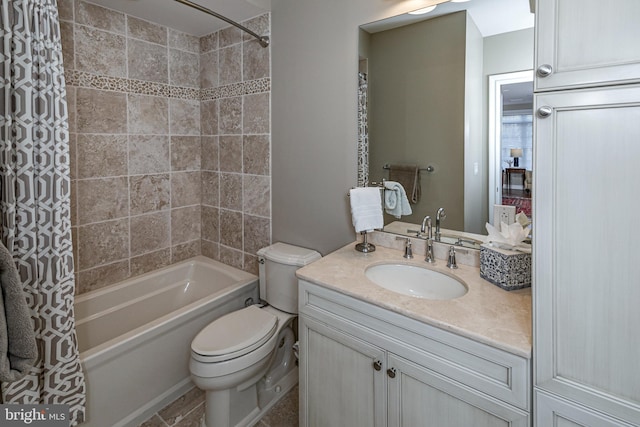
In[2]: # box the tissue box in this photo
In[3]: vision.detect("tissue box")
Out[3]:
[480,243,531,291]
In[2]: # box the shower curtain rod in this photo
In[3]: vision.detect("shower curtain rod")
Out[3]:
[173,0,270,47]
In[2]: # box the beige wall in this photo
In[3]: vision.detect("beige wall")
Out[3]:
[367,12,467,230]
[271,0,418,255]
[59,0,271,293]
[483,28,535,78]
[463,14,485,234]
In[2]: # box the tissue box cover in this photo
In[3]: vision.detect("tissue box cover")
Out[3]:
[480,243,531,291]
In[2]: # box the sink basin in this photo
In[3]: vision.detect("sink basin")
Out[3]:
[365,264,467,300]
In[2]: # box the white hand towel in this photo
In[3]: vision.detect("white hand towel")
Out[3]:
[349,187,383,233]
[383,181,412,218]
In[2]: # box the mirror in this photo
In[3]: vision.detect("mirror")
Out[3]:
[358,0,534,248]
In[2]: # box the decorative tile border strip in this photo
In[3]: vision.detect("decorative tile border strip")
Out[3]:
[65,70,269,101]
[201,77,270,101]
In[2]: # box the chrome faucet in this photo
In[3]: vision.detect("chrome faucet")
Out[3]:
[420,215,431,237]
[435,208,446,242]
[420,216,435,264]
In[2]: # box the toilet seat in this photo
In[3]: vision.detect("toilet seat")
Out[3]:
[191,305,278,363]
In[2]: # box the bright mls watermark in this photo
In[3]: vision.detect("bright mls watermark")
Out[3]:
[0,405,69,426]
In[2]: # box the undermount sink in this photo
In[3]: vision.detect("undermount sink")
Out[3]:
[365,264,468,300]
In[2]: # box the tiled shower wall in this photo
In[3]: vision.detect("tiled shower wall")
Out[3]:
[58,0,271,294]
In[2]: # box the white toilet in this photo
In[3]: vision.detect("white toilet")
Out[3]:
[190,242,321,427]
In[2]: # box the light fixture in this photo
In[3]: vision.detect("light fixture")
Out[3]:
[407,0,471,16]
[510,148,523,167]
[408,5,437,15]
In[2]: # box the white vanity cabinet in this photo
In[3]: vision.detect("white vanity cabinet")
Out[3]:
[535,0,640,91]
[534,1,640,425]
[302,316,386,427]
[299,280,531,427]
[385,353,528,427]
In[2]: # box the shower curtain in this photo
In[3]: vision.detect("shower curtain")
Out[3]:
[357,72,369,187]
[0,0,85,424]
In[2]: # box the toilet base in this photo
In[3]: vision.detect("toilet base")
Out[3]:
[200,367,298,427]
[257,364,298,418]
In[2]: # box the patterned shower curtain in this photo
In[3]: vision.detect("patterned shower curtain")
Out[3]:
[357,72,369,187]
[0,0,85,424]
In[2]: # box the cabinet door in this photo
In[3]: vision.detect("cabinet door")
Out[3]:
[535,389,637,427]
[299,316,387,427]
[534,85,640,424]
[535,0,640,91]
[387,354,529,427]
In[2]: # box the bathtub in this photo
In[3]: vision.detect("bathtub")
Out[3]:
[75,256,259,427]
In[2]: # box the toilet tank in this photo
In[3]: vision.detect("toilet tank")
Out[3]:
[257,242,321,314]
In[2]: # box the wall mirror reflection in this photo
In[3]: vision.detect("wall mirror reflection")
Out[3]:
[357,0,534,248]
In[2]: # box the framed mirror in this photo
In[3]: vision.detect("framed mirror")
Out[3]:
[358,0,534,248]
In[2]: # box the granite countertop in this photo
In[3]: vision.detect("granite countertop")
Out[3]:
[296,242,532,359]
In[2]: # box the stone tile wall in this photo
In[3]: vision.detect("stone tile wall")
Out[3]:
[59,0,271,293]
[199,14,271,275]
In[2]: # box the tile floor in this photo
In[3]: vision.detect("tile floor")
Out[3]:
[138,384,299,427]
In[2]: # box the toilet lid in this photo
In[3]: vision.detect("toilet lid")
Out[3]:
[191,305,278,360]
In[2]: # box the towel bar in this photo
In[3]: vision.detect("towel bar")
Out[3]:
[383,163,434,173]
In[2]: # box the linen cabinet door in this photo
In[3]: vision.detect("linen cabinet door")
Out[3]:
[299,315,387,427]
[386,354,529,427]
[535,389,638,427]
[534,85,640,425]
[535,0,640,91]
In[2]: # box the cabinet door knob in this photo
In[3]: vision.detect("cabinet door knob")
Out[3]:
[537,106,553,118]
[373,360,382,371]
[537,64,553,77]
[387,368,397,378]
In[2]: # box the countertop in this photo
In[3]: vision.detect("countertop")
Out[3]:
[296,242,532,359]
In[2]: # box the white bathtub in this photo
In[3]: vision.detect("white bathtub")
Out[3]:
[75,256,259,427]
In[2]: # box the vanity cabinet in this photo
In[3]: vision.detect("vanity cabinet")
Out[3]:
[385,353,528,427]
[534,1,640,424]
[535,0,640,91]
[302,316,386,427]
[299,280,531,427]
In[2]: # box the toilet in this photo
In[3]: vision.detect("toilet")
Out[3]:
[190,242,321,427]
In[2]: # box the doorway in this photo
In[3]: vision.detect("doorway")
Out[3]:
[488,70,533,224]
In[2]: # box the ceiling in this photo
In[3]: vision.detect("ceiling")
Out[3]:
[502,81,534,109]
[87,0,533,38]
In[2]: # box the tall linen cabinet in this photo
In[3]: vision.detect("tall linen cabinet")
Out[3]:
[533,0,640,426]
